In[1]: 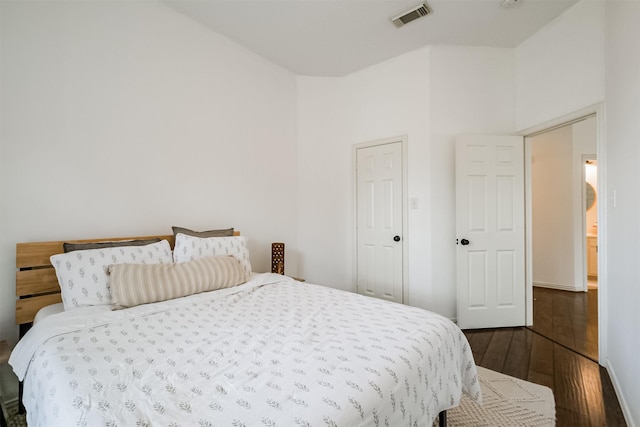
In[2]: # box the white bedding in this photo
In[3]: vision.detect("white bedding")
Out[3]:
[33,303,64,325]
[11,273,481,427]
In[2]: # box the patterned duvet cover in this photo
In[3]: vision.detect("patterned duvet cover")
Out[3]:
[11,273,481,427]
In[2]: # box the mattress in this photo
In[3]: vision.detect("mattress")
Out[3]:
[11,273,481,426]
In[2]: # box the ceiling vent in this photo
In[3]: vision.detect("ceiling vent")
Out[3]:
[392,3,432,28]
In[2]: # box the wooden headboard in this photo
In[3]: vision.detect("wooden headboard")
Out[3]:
[15,232,239,326]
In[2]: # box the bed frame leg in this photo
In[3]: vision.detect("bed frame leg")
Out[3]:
[438,410,447,427]
[17,382,24,414]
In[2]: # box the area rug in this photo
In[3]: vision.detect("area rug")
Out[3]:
[6,367,554,427]
[442,366,556,426]
[4,401,25,427]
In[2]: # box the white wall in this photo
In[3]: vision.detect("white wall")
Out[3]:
[0,1,298,345]
[296,76,354,291]
[530,125,577,290]
[343,49,433,309]
[429,46,516,316]
[297,46,515,319]
[604,1,640,425]
[296,48,431,305]
[515,0,605,131]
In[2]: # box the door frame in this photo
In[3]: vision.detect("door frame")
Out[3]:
[352,135,409,304]
[582,154,597,291]
[518,102,607,364]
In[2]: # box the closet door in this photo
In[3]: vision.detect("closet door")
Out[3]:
[356,140,404,304]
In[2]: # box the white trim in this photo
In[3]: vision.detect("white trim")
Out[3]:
[606,358,636,427]
[519,102,607,365]
[352,135,410,305]
[533,282,583,292]
[594,103,607,364]
[574,154,586,293]
[581,154,597,292]
[517,105,599,136]
[524,141,533,325]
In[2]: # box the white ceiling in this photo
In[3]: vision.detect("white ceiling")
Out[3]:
[163,0,578,76]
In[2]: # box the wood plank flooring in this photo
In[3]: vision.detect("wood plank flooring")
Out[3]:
[463,287,626,426]
[529,286,599,361]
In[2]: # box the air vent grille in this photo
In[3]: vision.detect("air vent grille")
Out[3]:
[392,3,432,28]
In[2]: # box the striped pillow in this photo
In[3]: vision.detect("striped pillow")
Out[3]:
[108,255,247,309]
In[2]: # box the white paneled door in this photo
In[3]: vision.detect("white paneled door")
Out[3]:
[356,141,404,303]
[456,135,525,329]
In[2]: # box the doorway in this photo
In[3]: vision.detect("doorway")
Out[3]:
[525,114,600,361]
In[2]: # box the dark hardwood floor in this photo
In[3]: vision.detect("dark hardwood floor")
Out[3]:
[463,287,626,426]
[529,286,599,362]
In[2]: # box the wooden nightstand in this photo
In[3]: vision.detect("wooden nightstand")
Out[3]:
[0,341,8,365]
[0,340,9,427]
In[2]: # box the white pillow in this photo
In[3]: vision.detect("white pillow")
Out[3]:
[173,234,252,276]
[50,240,173,311]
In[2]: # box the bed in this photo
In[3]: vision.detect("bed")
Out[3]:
[10,232,481,426]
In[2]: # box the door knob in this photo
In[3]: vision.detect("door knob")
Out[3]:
[393,235,401,242]
[460,238,470,246]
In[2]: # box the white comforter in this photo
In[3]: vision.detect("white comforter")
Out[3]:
[11,274,481,427]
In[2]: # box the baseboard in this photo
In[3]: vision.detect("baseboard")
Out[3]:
[606,358,637,427]
[533,281,582,292]
[3,398,17,413]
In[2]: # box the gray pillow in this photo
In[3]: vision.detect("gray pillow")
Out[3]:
[171,226,234,238]
[63,238,162,253]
